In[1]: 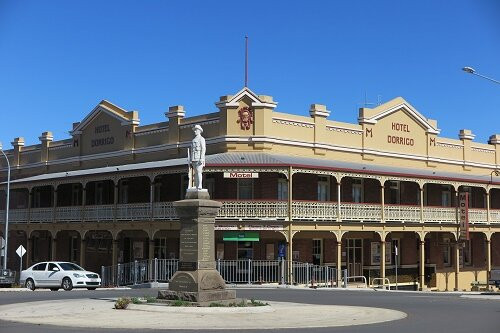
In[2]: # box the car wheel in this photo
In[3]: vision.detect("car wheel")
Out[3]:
[25,279,36,291]
[62,277,73,291]
[87,287,97,290]
[50,288,59,291]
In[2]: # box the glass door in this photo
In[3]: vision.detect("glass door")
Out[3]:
[346,238,363,276]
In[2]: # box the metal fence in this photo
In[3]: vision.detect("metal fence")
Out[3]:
[101,259,337,287]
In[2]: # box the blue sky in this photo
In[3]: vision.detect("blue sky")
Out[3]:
[0,0,499,148]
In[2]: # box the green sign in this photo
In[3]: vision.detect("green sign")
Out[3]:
[223,231,259,242]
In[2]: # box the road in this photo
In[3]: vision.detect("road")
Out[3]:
[0,287,499,332]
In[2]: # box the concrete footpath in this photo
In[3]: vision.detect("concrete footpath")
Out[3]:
[0,298,407,330]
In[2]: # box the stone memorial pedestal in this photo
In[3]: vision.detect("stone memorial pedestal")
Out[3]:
[158,189,236,305]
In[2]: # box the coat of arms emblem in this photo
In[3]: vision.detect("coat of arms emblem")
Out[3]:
[237,107,253,130]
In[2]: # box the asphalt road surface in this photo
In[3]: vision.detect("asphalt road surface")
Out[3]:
[0,287,499,333]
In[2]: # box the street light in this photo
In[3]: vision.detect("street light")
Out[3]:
[0,142,10,270]
[462,66,500,85]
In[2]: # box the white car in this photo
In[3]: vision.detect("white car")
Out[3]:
[20,262,101,291]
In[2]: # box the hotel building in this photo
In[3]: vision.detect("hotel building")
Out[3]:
[1,87,499,291]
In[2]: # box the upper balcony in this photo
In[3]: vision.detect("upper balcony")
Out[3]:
[0,171,497,225]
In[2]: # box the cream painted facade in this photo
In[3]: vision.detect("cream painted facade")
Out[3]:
[1,87,500,291]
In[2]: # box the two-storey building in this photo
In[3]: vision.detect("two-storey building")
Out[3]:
[1,87,500,291]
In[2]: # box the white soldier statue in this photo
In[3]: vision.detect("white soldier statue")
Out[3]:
[188,124,206,190]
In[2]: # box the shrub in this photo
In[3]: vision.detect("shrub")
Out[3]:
[114,297,131,309]
[145,296,157,303]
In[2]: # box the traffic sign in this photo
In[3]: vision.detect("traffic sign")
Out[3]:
[16,245,26,258]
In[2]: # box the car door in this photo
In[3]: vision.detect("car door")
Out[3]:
[46,263,63,287]
[31,263,48,286]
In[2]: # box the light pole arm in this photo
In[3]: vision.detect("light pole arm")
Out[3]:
[472,72,500,85]
[0,149,10,270]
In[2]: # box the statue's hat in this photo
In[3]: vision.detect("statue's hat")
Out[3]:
[193,124,203,133]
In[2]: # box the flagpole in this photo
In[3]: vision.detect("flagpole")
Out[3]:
[245,36,248,87]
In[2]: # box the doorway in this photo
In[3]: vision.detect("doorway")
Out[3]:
[346,238,363,276]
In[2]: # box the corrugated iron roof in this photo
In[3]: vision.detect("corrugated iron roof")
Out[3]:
[3,152,495,185]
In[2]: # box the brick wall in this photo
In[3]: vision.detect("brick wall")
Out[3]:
[293,174,317,200]
[364,179,381,203]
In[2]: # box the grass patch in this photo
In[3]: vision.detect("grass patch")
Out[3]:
[250,299,269,306]
[171,299,194,307]
[209,299,269,307]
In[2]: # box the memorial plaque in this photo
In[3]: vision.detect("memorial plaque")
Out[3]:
[179,261,197,271]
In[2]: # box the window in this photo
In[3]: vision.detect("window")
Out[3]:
[119,180,129,204]
[352,178,363,203]
[32,263,47,271]
[461,240,472,266]
[388,181,400,204]
[237,241,253,259]
[154,238,167,259]
[69,236,78,262]
[238,179,253,200]
[443,238,451,266]
[312,239,322,265]
[71,184,80,206]
[33,189,42,208]
[181,175,189,199]
[216,243,224,260]
[205,176,215,198]
[59,262,84,271]
[266,243,275,260]
[96,182,104,205]
[277,176,288,200]
[442,186,452,207]
[154,182,162,202]
[317,177,330,202]
[48,263,58,271]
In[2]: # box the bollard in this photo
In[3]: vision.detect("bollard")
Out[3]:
[154,258,158,282]
[117,263,121,287]
[248,259,252,284]
[101,266,105,287]
[134,260,138,285]
[306,263,310,286]
[343,269,348,288]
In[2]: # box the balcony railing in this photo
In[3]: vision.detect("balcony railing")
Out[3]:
[423,206,456,223]
[0,200,499,224]
[292,201,337,221]
[469,208,487,224]
[341,202,382,221]
[84,204,114,222]
[385,204,420,222]
[219,200,287,220]
[153,202,177,220]
[56,206,83,222]
[30,208,54,223]
[117,203,151,221]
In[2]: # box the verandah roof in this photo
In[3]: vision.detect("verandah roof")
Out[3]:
[3,152,497,186]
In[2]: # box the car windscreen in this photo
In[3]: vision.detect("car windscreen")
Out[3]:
[58,263,84,271]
